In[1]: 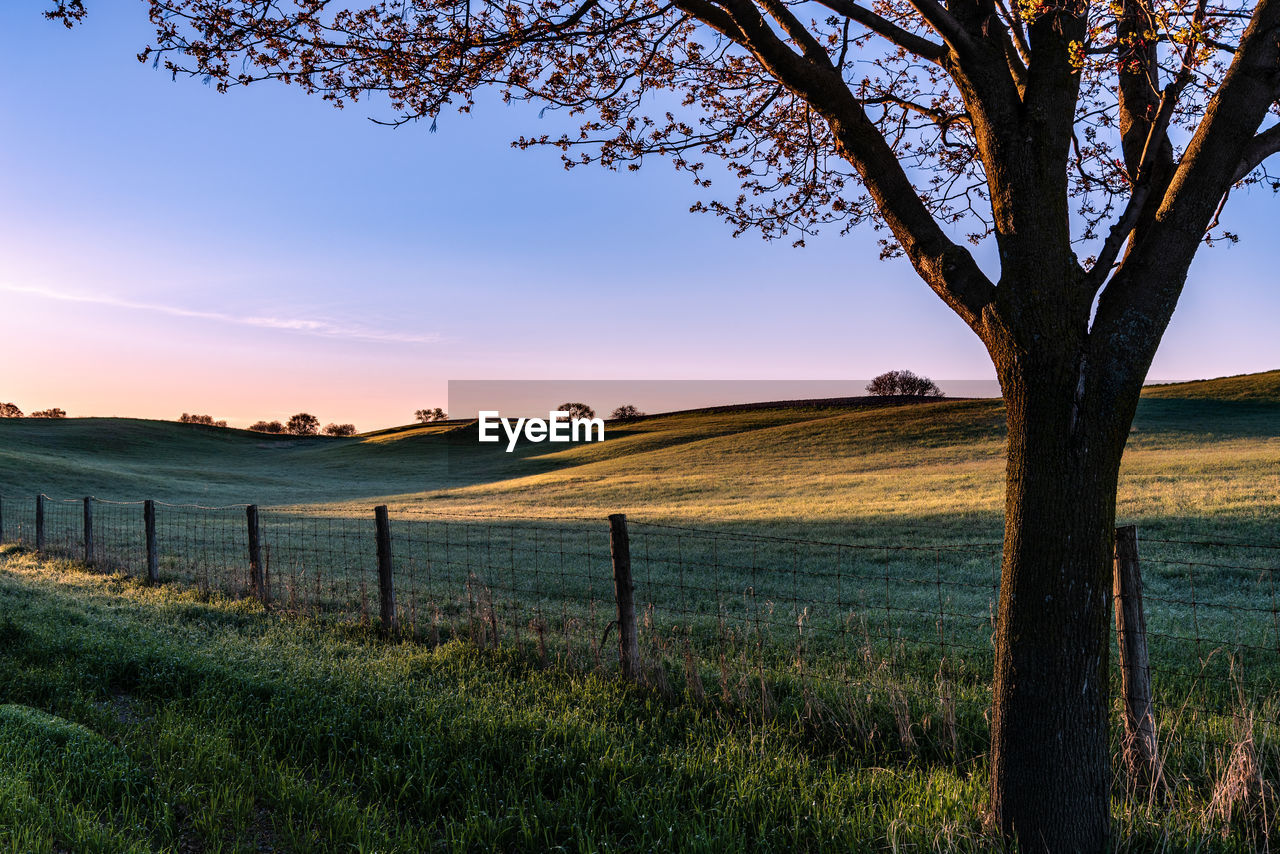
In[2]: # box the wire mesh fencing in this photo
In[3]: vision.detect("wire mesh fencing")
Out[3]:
[624,521,1002,758]
[1120,535,1280,798]
[261,511,379,618]
[394,514,610,669]
[1,493,39,549]
[153,502,251,593]
[0,491,1276,803]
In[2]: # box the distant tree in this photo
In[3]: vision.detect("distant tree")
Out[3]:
[30,408,66,419]
[286,413,320,436]
[323,423,358,437]
[0,403,23,418]
[415,407,447,423]
[249,420,285,434]
[610,404,645,421]
[180,413,228,427]
[865,373,900,397]
[556,402,596,420]
[898,372,944,398]
[866,371,944,398]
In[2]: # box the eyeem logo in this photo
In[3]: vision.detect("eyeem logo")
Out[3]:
[478,410,605,452]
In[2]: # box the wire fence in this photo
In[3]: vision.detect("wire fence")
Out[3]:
[1,492,1276,811]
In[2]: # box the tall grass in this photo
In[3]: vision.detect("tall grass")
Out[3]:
[0,548,1275,851]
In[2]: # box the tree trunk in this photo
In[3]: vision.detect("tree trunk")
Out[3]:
[989,358,1135,852]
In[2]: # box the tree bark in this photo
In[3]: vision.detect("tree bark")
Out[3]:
[988,355,1134,852]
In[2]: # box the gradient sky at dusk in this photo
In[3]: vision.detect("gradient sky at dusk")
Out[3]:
[2,6,1278,430]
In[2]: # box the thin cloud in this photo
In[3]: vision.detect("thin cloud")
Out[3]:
[1,283,439,345]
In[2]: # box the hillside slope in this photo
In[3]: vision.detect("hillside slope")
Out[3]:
[1,374,1277,542]
[1142,369,1280,400]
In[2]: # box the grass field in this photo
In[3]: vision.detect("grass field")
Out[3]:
[1,549,1274,853]
[2,372,1277,542]
[1,371,1278,850]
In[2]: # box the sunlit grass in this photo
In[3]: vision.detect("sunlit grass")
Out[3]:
[0,549,1274,851]
[0,374,1277,849]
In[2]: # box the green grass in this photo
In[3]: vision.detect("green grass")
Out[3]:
[1,377,1276,547]
[0,549,1004,853]
[0,549,1273,852]
[0,372,1277,849]
[1141,369,1280,401]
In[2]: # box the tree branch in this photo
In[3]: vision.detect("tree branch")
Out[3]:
[754,0,838,67]
[811,0,945,60]
[1091,0,1280,385]
[1234,122,1280,182]
[671,0,996,329]
[905,0,977,56]
[991,0,1031,68]
[1115,0,1167,178]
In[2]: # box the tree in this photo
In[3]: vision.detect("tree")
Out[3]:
[286,413,320,436]
[866,370,944,398]
[30,408,66,419]
[610,404,646,420]
[0,403,22,418]
[416,407,448,423]
[48,0,1280,847]
[248,420,285,434]
[556,402,596,420]
[898,373,942,398]
[865,373,900,397]
[323,423,359,436]
[180,413,229,427]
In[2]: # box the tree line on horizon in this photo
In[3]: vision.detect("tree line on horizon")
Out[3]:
[0,381,940,430]
[180,412,357,437]
[0,403,66,419]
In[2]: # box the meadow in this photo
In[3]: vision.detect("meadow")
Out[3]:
[1,371,1278,850]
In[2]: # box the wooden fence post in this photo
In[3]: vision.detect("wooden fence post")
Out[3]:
[83,497,94,566]
[246,505,266,602]
[0,494,5,544]
[374,505,398,637]
[35,494,45,552]
[143,500,159,585]
[1114,525,1163,789]
[609,514,641,681]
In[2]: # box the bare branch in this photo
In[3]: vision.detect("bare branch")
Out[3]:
[810,0,946,60]
[755,0,838,66]
[1234,123,1280,182]
[905,0,977,55]
[991,0,1030,67]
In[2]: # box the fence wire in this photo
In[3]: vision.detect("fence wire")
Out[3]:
[0,492,1276,807]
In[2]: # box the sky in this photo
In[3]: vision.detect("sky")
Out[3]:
[1,6,1278,430]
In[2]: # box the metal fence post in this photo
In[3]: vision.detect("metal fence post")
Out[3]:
[609,513,641,681]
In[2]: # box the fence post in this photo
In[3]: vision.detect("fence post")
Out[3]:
[0,494,5,544]
[35,495,45,552]
[609,513,641,681]
[83,497,94,566]
[374,505,397,638]
[1114,525,1163,789]
[246,505,266,602]
[143,500,159,585]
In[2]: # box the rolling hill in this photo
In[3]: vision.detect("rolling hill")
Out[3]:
[0,372,1277,544]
